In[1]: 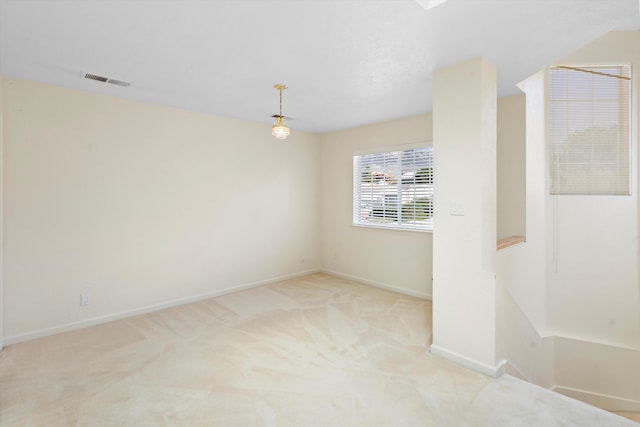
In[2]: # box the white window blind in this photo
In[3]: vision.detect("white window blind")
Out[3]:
[353,146,433,231]
[549,65,631,195]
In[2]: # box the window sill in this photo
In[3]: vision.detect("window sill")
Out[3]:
[352,223,432,234]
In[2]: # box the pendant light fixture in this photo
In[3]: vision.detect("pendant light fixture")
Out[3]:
[271,84,290,140]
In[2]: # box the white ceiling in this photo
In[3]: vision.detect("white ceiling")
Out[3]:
[1,0,639,134]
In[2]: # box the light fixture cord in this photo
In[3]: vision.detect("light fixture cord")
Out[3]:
[279,88,284,117]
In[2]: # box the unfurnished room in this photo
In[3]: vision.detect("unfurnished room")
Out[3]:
[0,0,639,425]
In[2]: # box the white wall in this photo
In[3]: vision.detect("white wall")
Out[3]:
[497,71,550,335]
[2,78,321,343]
[496,278,555,387]
[496,31,640,410]
[318,114,433,299]
[547,31,640,409]
[496,70,555,387]
[546,31,640,348]
[431,57,499,374]
[554,337,640,411]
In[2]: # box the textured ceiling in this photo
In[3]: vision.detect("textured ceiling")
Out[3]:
[1,0,639,133]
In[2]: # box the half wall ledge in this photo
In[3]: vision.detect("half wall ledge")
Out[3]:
[497,235,526,251]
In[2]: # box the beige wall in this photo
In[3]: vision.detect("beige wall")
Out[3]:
[1,76,526,343]
[0,76,4,351]
[497,95,526,240]
[2,78,321,343]
[2,30,637,412]
[318,114,434,298]
[317,96,527,300]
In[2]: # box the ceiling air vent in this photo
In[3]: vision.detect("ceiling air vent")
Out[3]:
[83,73,131,87]
[84,73,108,83]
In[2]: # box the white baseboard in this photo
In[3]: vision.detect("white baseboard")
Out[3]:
[3,268,321,346]
[552,385,640,413]
[320,268,432,300]
[430,344,507,378]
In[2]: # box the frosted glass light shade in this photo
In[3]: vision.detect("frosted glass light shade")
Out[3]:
[272,117,290,139]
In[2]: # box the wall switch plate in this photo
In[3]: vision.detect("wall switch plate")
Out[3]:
[80,293,90,306]
[450,200,466,216]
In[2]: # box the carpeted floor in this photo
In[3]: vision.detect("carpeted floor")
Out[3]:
[0,273,636,426]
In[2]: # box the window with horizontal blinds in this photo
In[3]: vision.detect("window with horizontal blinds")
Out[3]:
[549,64,631,195]
[353,146,433,231]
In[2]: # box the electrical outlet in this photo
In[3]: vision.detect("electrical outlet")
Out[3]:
[80,293,90,306]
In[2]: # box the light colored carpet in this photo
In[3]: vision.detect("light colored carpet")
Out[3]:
[617,412,640,423]
[0,273,635,426]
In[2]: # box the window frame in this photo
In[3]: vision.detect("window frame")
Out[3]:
[352,143,433,233]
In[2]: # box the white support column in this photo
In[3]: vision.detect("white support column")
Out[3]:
[430,57,500,376]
